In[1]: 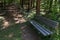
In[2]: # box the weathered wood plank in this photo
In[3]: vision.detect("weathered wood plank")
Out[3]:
[29,20,53,36]
[35,16,59,28]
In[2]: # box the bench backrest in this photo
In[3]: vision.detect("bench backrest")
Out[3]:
[35,16,59,28]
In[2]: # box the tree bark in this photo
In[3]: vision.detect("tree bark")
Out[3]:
[48,0,53,13]
[36,0,41,15]
[28,0,32,12]
[20,0,23,8]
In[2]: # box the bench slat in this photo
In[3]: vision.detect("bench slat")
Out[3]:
[29,20,53,36]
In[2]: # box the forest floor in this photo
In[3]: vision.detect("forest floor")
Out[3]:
[0,4,39,40]
[0,15,40,40]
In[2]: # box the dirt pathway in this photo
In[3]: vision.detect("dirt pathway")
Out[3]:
[20,24,40,40]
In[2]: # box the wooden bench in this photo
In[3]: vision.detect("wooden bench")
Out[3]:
[29,16,59,36]
[29,20,53,36]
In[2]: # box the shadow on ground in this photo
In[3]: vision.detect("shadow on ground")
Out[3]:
[0,24,22,40]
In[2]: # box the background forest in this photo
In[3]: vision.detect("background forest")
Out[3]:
[0,0,60,40]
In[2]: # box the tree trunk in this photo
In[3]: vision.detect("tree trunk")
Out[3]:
[28,0,32,12]
[20,0,23,8]
[36,0,41,15]
[48,0,53,13]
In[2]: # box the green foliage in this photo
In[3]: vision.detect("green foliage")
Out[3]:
[40,0,60,40]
